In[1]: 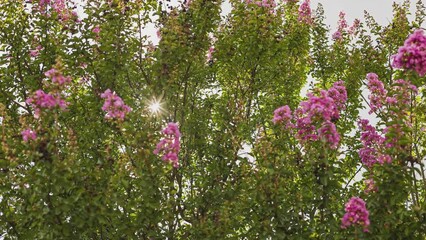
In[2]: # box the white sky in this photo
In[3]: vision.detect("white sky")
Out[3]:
[312,0,420,29]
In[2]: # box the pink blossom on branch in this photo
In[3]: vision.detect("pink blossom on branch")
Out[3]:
[272,105,292,126]
[154,122,181,168]
[100,89,132,121]
[245,0,276,8]
[366,73,386,114]
[44,68,72,86]
[358,119,391,167]
[92,25,101,34]
[392,29,426,76]
[298,0,312,25]
[21,129,37,142]
[341,197,370,232]
[273,80,347,149]
[348,19,361,35]
[364,178,377,193]
[29,45,43,57]
[26,89,68,119]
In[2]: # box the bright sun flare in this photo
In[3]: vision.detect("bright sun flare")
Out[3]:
[148,102,161,113]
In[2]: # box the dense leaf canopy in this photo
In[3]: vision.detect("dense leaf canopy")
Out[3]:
[0,0,425,239]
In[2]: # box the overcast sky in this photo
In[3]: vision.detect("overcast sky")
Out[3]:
[311,0,420,30]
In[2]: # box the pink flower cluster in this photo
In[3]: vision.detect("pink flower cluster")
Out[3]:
[273,81,347,149]
[391,79,418,107]
[273,105,292,125]
[100,89,132,120]
[366,73,386,114]
[26,90,68,119]
[153,122,181,168]
[365,73,417,115]
[245,0,276,8]
[30,45,43,57]
[363,73,418,153]
[21,129,37,142]
[348,19,360,35]
[34,0,79,23]
[25,67,70,118]
[341,197,370,232]
[358,119,391,167]
[45,68,71,86]
[392,29,426,76]
[364,178,377,193]
[298,0,312,25]
[358,119,392,167]
[332,11,360,41]
[92,25,101,34]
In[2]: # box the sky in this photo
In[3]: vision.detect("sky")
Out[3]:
[76,0,423,45]
[311,0,419,29]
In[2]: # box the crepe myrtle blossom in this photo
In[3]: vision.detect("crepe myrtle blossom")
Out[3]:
[348,19,361,35]
[273,81,347,148]
[332,12,360,41]
[92,25,101,34]
[392,29,426,76]
[34,0,72,18]
[26,90,68,119]
[29,45,43,57]
[366,73,387,114]
[154,122,181,168]
[358,119,391,167]
[298,0,312,25]
[364,178,377,193]
[100,89,132,120]
[21,129,37,142]
[44,68,72,86]
[273,105,292,126]
[365,73,417,114]
[341,197,370,232]
[245,0,276,8]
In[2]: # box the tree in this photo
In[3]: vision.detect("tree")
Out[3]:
[0,0,425,239]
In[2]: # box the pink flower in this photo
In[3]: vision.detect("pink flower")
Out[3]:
[364,178,377,193]
[100,89,131,120]
[318,121,340,148]
[273,80,347,149]
[341,197,370,232]
[337,11,348,30]
[392,29,426,76]
[29,45,43,57]
[154,122,181,168]
[26,89,68,118]
[21,129,37,142]
[273,105,292,125]
[52,0,65,13]
[245,0,276,8]
[92,25,101,34]
[366,73,387,114]
[348,19,360,35]
[332,12,349,41]
[332,31,342,41]
[358,119,391,167]
[298,0,312,25]
[44,68,72,86]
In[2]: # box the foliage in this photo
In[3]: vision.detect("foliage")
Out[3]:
[0,0,425,239]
